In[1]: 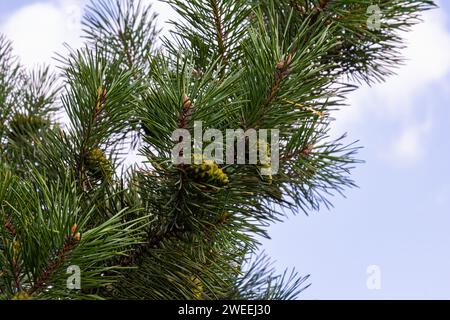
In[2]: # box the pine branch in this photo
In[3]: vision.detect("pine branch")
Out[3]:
[27,238,78,296]
[311,0,332,19]
[255,53,293,129]
[209,0,227,76]
[3,219,16,237]
[82,0,160,71]
[165,0,253,73]
[0,0,435,300]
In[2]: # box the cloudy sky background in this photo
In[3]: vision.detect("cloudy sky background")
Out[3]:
[1,0,449,299]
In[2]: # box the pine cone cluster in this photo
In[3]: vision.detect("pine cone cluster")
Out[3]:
[186,159,229,187]
[86,148,113,182]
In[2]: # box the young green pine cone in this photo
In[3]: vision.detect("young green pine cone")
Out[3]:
[186,159,229,187]
[256,139,270,165]
[256,139,272,184]
[190,275,203,300]
[12,292,30,300]
[86,148,113,182]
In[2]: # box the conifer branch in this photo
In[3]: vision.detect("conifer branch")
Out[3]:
[27,238,78,296]
[209,0,227,74]
[255,53,293,129]
[177,94,193,129]
[3,218,16,237]
[0,0,435,300]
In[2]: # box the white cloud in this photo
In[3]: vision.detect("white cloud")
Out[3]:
[335,3,450,166]
[146,0,177,37]
[383,117,432,166]
[340,4,450,121]
[0,0,86,68]
[0,0,177,69]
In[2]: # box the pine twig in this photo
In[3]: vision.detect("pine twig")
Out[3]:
[77,87,108,181]
[177,94,193,129]
[209,0,227,78]
[27,238,78,296]
[4,218,16,237]
[255,53,293,128]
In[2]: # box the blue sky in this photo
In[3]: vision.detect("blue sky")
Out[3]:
[1,0,449,299]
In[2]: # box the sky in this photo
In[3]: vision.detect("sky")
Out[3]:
[0,0,449,300]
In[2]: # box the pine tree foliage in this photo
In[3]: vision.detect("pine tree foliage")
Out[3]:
[0,0,434,300]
